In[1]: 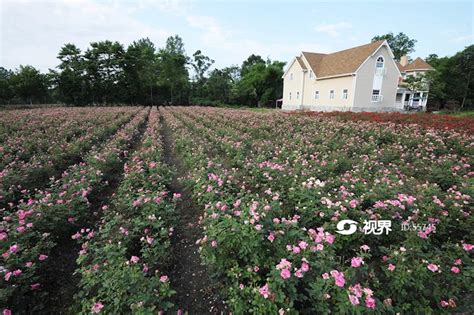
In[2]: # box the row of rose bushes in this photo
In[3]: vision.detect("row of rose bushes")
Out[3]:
[0,108,149,313]
[0,107,140,209]
[163,106,473,314]
[294,111,474,133]
[72,107,177,314]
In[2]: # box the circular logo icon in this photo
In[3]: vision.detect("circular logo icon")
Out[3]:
[336,219,358,235]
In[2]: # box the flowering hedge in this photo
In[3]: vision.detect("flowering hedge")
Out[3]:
[0,108,148,312]
[163,106,473,314]
[73,108,177,314]
[0,107,140,209]
[293,111,474,133]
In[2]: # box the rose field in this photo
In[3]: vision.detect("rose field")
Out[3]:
[0,106,473,314]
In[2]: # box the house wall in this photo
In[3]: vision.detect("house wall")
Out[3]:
[352,45,399,112]
[301,75,355,111]
[282,59,305,110]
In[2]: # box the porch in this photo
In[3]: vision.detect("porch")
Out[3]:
[395,89,428,112]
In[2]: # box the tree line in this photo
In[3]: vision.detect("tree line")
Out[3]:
[0,33,472,109]
[0,35,285,107]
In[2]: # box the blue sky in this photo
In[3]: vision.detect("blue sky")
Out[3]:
[1,0,472,72]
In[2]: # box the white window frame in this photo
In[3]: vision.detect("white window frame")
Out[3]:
[309,70,313,78]
[376,56,384,68]
[315,90,319,100]
[329,90,335,99]
[290,73,294,80]
[296,92,300,100]
[289,92,292,100]
[371,89,383,102]
[342,89,348,100]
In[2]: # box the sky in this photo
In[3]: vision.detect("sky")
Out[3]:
[0,0,472,73]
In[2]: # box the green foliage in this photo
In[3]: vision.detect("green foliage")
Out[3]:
[372,32,417,61]
[425,45,474,110]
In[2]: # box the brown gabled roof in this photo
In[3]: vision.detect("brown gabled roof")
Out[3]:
[302,40,386,78]
[295,56,307,70]
[396,62,405,72]
[403,57,433,72]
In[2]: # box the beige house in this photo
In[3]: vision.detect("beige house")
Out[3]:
[396,57,433,110]
[282,40,432,112]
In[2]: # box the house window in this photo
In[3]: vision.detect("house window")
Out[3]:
[315,91,319,99]
[290,73,294,80]
[342,89,348,99]
[371,89,382,102]
[289,92,292,100]
[329,90,335,99]
[296,92,300,100]
[309,70,313,78]
[376,56,384,68]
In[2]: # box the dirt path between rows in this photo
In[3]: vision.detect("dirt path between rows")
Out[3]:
[37,109,150,314]
[159,113,226,314]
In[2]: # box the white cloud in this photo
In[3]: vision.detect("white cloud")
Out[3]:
[0,0,170,71]
[186,15,232,44]
[315,22,352,37]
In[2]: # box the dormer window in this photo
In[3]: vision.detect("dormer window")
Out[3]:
[376,56,384,68]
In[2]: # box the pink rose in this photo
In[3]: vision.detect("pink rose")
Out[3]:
[39,254,48,261]
[280,269,291,279]
[388,264,396,271]
[259,283,269,298]
[451,266,460,274]
[130,256,140,264]
[365,296,376,309]
[160,275,169,283]
[91,302,104,313]
[351,257,364,268]
[349,294,360,305]
[462,243,473,251]
[427,263,439,272]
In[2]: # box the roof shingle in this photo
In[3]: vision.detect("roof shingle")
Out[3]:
[403,57,433,72]
[302,40,385,78]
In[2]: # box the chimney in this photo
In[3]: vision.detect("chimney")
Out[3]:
[400,55,408,67]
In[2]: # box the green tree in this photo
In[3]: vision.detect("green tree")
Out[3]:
[84,40,125,104]
[123,38,158,105]
[234,58,285,107]
[0,67,14,104]
[156,35,190,104]
[56,43,86,105]
[241,54,265,77]
[371,32,417,61]
[9,65,49,104]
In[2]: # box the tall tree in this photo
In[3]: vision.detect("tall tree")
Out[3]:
[84,40,125,104]
[241,54,265,77]
[123,38,157,105]
[56,43,86,105]
[235,58,285,107]
[0,67,14,104]
[371,32,417,61]
[9,65,49,104]
[156,35,190,104]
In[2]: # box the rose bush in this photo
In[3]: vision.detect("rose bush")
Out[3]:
[163,106,473,314]
[0,108,148,312]
[73,108,176,314]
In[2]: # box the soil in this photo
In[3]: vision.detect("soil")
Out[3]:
[160,113,227,315]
